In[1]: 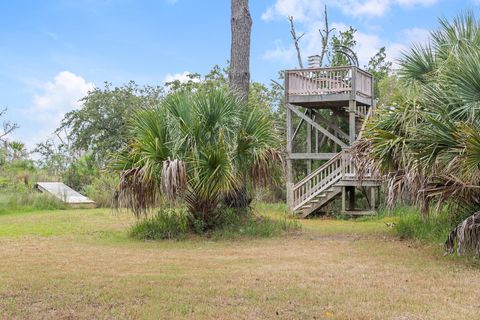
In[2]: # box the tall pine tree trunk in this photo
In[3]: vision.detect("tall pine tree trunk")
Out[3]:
[229,0,252,101]
[228,0,252,209]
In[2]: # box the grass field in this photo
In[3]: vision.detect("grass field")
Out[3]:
[1,206,479,319]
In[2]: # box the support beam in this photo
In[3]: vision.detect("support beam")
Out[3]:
[306,109,312,174]
[286,86,294,210]
[290,153,337,160]
[287,104,347,148]
[341,187,346,212]
[348,186,355,211]
[348,100,356,144]
[292,109,309,141]
[370,187,376,210]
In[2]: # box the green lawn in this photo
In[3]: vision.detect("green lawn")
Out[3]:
[0,206,479,319]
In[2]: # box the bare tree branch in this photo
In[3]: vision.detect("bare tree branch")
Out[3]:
[288,16,304,69]
[270,79,284,90]
[0,108,18,141]
[319,5,334,67]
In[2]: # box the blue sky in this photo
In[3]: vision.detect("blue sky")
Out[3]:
[0,0,478,151]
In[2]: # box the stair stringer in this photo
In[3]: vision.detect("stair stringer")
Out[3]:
[299,186,342,218]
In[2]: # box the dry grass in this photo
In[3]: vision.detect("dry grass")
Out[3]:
[0,208,479,319]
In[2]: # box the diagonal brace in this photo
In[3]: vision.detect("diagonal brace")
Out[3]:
[315,113,349,141]
[287,104,347,148]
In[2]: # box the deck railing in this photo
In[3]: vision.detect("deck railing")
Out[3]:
[291,148,375,211]
[286,66,373,100]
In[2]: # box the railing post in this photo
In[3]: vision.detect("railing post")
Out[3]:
[285,73,294,211]
[351,66,357,101]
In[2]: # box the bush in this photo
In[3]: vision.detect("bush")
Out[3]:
[129,205,301,241]
[130,207,190,240]
[84,172,119,208]
[384,207,463,244]
[211,208,301,239]
[62,154,98,192]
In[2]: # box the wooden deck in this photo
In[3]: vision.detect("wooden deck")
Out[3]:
[285,66,374,108]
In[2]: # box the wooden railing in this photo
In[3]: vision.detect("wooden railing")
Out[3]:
[291,147,375,211]
[286,66,373,100]
[292,152,343,210]
[355,105,368,118]
[355,68,373,98]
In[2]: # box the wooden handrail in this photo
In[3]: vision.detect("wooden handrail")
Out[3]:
[285,66,354,73]
[293,153,342,191]
[286,66,372,99]
[292,151,347,210]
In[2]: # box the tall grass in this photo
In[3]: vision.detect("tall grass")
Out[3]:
[376,206,467,244]
[130,207,190,240]
[0,192,67,215]
[129,205,301,241]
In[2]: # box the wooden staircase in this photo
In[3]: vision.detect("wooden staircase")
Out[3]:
[292,107,376,218]
[292,150,355,217]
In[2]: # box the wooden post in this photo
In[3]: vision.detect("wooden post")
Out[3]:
[348,186,355,211]
[286,97,294,211]
[349,100,356,145]
[341,186,346,212]
[306,109,312,174]
[370,187,376,210]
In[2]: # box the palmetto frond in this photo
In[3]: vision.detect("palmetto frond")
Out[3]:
[112,87,281,221]
[357,11,480,255]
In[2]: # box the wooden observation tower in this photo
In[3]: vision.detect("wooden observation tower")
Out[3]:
[285,65,381,217]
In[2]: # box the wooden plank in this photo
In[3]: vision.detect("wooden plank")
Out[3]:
[286,77,294,210]
[349,100,356,144]
[290,153,337,160]
[288,93,351,104]
[307,109,312,174]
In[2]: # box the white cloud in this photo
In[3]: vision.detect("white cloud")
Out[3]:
[32,71,93,113]
[262,0,439,20]
[402,27,431,44]
[20,71,94,151]
[261,0,324,22]
[164,71,200,84]
[386,27,431,64]
[263,40,296,63]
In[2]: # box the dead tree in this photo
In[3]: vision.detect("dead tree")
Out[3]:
[228,0,252,209]
[229,0,252,101]
[288,16,305,69]
[319,5,334,67]
[0,108,18,142]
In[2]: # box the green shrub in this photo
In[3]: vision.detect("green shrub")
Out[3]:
[84,172,119,208]
[130,207,190,240]
[384,207,459,244]
[130,205,301,241]
[62,154,98,192]
[211,210,301,239]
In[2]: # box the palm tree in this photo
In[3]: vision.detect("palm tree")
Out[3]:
[113,88,282,229]
[8,141,27,161]
[357,11,480,254]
